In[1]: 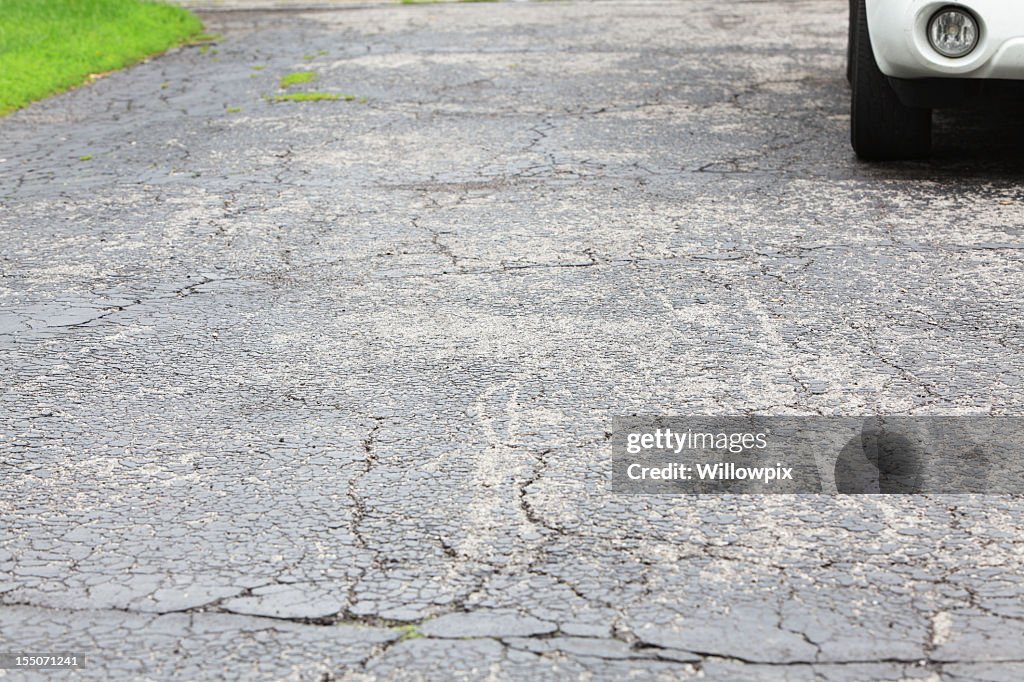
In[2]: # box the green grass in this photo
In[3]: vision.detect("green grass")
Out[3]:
[0,0,203,116]
[279,71,317,89]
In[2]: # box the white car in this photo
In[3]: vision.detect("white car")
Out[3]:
[849,0,1024,159]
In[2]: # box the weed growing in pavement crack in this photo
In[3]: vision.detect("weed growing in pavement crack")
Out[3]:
[279,71,317,89]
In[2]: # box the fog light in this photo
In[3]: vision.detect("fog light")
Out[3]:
[928,7,979,58]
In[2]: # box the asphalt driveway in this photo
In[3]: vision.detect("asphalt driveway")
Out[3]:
[1,1,1023,679]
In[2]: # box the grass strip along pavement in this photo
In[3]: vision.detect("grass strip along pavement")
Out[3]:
[0,0,203,115]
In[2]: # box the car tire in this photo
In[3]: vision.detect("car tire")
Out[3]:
[847,0,856,84]
[850,0,932,160]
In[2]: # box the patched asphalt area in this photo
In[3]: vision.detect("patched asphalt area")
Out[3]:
[2,1,1024,679]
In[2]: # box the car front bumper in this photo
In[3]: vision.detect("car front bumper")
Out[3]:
[867,0,1024,79]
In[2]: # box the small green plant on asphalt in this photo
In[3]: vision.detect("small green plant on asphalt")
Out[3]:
[226,107,241,113]
[396,625,424,641]
[78,155,92,161]
[272,70,360,105]
[0,0,204,115]
[279,71,318,89]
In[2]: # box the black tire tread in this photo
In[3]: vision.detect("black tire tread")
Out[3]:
[850,0,932,160]
[847,0,856,84]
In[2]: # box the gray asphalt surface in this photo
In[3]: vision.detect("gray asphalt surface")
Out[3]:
[2,1,1024,680]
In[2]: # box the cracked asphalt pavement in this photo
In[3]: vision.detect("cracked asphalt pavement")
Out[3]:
[3,0,1024,679]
